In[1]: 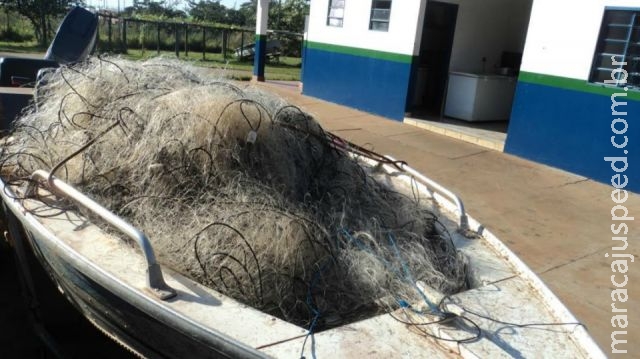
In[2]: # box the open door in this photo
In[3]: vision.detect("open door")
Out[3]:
[411,1,458,116]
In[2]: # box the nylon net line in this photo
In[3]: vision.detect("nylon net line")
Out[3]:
[0,57,467,330]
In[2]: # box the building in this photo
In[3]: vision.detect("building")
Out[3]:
[298,0,639,192]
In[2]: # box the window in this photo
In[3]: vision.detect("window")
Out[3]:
[327,0,345,27]
[369,0,392,32]
[590,9,640,88]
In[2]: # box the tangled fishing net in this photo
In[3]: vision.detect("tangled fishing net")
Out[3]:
[0,57,467,329]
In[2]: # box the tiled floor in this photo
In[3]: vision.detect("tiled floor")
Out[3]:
[404,116,507,151]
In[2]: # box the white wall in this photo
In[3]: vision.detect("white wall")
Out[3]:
[306,0,639,80]
[434,0,533,73]
[521,0,640,80]
[307,0,427,56]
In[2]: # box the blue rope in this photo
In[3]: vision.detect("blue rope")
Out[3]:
[299,314,319,359]
[299,229,444,356]
[339,228,440,314]
[387,233,440,314]
[300,259,331,359]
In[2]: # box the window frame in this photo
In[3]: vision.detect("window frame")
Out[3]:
[327,0,345,27]
[369,0,392,32]
[589,8,640,89]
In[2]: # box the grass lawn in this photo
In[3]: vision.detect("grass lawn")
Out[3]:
[0,42,301,81]
[123,49,301,81]
[0,41,45,53]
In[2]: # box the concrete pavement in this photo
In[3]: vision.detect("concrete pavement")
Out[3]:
[258,81,639,356]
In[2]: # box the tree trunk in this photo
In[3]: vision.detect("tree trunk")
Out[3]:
[39,8,47,46]
[5,8,10,33]
[25,16,44,47]
[45,13,53,45]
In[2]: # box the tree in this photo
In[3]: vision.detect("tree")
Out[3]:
[224,8,246,26]
[187,0,246,26]
[237,0,276,28]
[237,0,257,27]
[188,0,227,24]
[124,0,186,18]
[278,0,307,32]
[238,0,308,31]
[0,0,84,46]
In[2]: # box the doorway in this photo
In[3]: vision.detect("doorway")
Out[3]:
[411,1,458,116]
[405,0,534,151]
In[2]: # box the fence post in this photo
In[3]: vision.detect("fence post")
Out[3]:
[202,26,206,61]
[222,29,228,60]
[140,21,145,55]
[40,9,47,45]
[122,19,127,53]
[240,31,244,61]
[157,22,160,55]
[108,16,112,51]
[184,23,188,57]
[174,23,179,58]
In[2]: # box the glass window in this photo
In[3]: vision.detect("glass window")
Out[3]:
[327,0,345,27]
[369,0,392,32]
[590,9,640,88]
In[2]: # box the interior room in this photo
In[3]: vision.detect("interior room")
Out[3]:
[406,0,533,147]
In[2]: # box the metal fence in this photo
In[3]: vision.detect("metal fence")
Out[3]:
[96,14,303,62]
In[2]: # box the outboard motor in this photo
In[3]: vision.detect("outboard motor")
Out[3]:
[45,6,98,65]
[0,6,98,87]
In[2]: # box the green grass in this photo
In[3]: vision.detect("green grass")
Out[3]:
[0,40,45,53]
[0,41,301,81]
[123,49,301,81]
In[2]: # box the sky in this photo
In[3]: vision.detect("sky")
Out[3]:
[85,0,245,11]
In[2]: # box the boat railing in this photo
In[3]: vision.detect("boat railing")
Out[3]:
[30,170,177,300]
[384,156,469,231]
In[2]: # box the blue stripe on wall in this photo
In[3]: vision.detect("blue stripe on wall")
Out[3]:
[505,82,639,193]
[301,47,413,120]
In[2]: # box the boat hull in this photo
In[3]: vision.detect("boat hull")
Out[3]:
[0,161,606,358]
[3,206,268,359]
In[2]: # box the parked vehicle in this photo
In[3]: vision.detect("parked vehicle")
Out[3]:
[235,39,283,61]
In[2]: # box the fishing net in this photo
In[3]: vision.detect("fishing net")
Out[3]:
[0,57,467,329]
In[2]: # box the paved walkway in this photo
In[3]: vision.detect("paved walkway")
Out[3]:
[258,81,639,355]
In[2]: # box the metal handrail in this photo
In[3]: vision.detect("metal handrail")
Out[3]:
[30,170,176,300]
[384,156,469,231]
